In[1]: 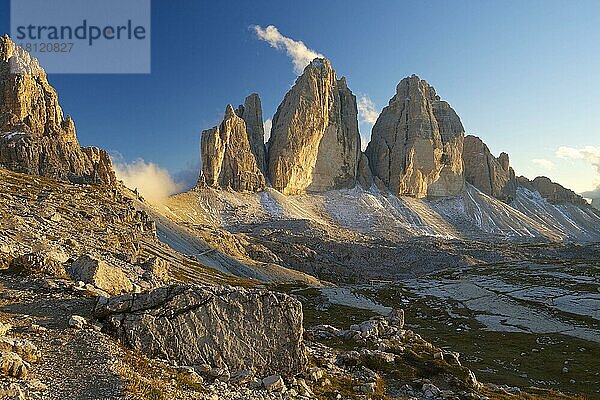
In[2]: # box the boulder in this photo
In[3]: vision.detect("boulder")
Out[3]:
[267,58,361,194]
[0,351,27,378]
[462,135,517,202]
[69,255,133,295]
[94,284,307,377]
[0,35,115,185]
[0,322,11,336]
[9,252,67,278]
[199,103,266,192]
[365,75,464,197]
[0,337,40,363]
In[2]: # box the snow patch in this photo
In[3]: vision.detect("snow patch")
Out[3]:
[1,131,29,140]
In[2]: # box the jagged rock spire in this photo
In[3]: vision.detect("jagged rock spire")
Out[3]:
[199,96,266,192]
[463,135,517,202]
[365,75,465,198]
[267,58,361,194]
[0,35,116,185]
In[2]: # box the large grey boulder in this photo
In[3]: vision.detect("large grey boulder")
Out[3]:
[69,255,133,296]
[365,75,464,198]
[94,284,307,377]
[463,135,517,202]
[0,35,116,185]
[0,350,27,378]
[267,58,361,194]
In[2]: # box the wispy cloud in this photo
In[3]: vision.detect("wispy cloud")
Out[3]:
[357,95,379,125]
[252,25,324,74]
[263,118,272,143]
[556,145,600,199]
[113,158,184,203]
[556,145,600,174]
[532,158,555,170]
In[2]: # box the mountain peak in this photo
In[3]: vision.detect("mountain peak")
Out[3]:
[267,56,360,194]
[0,35,116,184]
[366,76,464,197]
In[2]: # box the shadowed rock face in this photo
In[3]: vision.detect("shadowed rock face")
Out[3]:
[463,135,517,202]
[199,100,267,192]
[236,93,267,176]
[94,284,307,377]
[267,58,361,194]
[0,35,116,185]
[517,175,588,206]
[365,75,464,198]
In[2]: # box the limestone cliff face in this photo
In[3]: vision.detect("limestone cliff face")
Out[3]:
[267,58,361,194]
[0,35,116,185]
[463,135,517,202]
[199,101,266,192]
[236,93,267,176]
[517,176,588,206]
[365,75,464,198]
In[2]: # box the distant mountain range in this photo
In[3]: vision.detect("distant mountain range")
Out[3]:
[1,34,599,253]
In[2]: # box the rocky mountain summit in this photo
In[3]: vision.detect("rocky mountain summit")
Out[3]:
[267,58,361,194]
[365,75,465,198]
[463,135,517,202]
[0,35,115,185]
[199,100,267,192]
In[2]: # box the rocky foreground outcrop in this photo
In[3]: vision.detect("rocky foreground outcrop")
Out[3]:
[463,135,517,201]
[199,99,267,192]
[366,75,465,198]
[0,35,115,185]
[94,284,307,377]
[517,175,588,205]
[267,58,361,194]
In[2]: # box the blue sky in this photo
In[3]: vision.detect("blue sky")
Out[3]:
[1,0,599,194]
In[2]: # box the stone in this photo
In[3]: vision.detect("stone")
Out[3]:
[68,315,87,329]
[139,256,169,282]
[365,75,465,197]
[0,351,27,378]
[386,308,404,328]
[94,284,307,377]
[9,252,67,278]
[0,382,26,400]
[262,375,285,392]
[358,382,377,394]
[69,255,133,295]
[0,322,11,336]
[0,35,116,185]
[517,176,588,205]
[199,102,266,192]
[0,337,40,362]
[463,135,517,202]
[268,58,361,194]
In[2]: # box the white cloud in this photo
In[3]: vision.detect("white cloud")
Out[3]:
[113,159,184,204]
[357,95,379,125]
[556,145,600,173]
[252,25,324,74]
[532,158,554,170]
[263,118,272,143]
[555,145,600,198]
